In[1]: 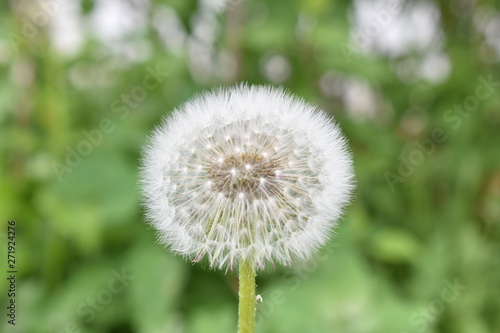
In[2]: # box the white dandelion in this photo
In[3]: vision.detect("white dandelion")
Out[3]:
[140,85,354,271]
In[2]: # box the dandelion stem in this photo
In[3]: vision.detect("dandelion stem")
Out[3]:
[238,259,256,333]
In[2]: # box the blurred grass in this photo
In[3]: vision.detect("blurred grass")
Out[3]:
[1,0,499,332]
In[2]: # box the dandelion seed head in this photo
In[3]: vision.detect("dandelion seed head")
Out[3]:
[140,85,354,270]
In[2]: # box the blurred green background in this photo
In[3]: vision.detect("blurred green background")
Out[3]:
[1,0,499,332]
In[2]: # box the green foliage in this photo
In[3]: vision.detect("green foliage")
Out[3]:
[1,0,499,332]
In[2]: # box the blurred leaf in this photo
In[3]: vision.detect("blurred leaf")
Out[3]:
[368,228,421,264]
[128,235,187,333]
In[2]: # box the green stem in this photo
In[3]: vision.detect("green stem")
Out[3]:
[238,259,256,333]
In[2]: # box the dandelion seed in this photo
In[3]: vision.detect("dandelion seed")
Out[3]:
[140,85,354,271]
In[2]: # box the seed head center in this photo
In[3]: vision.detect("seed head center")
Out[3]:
[208,153,281,200]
